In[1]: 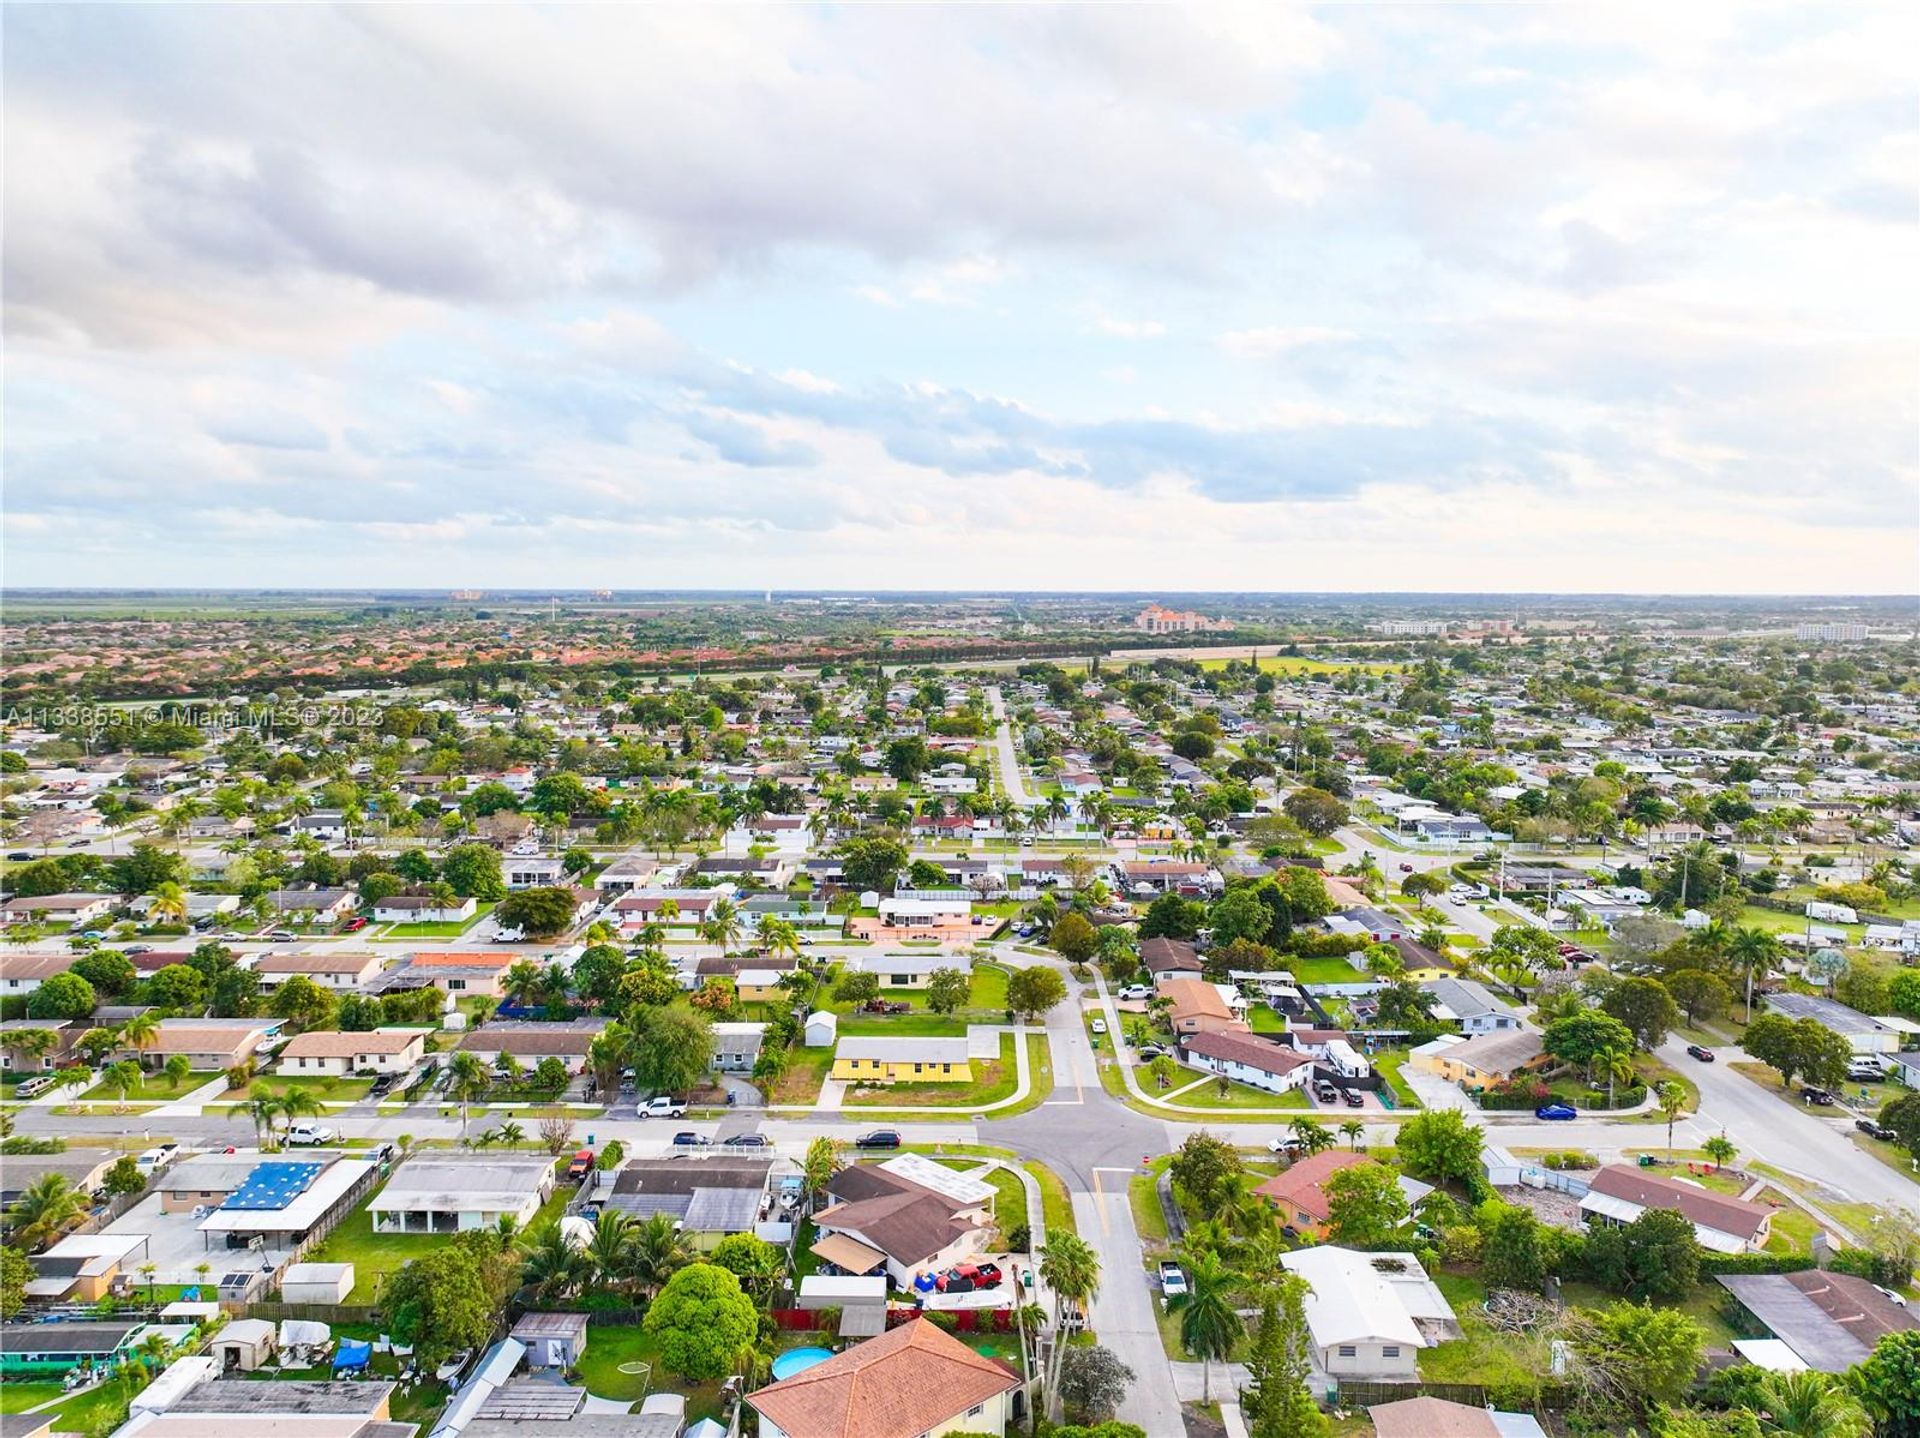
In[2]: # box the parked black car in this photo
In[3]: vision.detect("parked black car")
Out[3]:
[1857,1119,1896,1141]
[1341,1087,1364,1108]
[855,1129,901,1149]
[1800,1086,1835,1106]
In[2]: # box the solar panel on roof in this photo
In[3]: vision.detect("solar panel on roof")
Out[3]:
[221,1161,323,1211]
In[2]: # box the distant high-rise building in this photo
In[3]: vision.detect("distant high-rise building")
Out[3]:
[449,589,483,601]
[1368,619,1450,636]
[1795,622,1869,641]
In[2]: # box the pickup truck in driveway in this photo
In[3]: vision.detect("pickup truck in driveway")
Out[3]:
[641,1096,688,1119]
[286,1122,337,1146]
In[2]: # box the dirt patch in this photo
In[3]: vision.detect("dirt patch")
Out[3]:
[1497,1182,1586,1230]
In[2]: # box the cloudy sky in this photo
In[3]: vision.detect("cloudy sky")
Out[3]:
[4,2,1916,593]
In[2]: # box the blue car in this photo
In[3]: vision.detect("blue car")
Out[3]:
[1535,1103,1578,1121]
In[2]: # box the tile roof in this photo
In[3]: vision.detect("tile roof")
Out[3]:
[746,1318,1018,1438]
[1253,1150,1374,1224]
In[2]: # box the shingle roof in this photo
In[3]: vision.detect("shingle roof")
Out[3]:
[1586,1164,1772,1243]
[281,1030,420,1058]
[746,1318,1018,1438]
[1181,1028,1313,1077]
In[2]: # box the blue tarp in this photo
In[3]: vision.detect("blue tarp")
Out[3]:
[334,1339,372,1372]
[913,1272,937,1293]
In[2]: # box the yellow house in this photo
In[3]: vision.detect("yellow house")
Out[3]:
[735,968,789,1003]
[831,1036,974,1084]
[1413,1030,1548,1089]
[1389,937,1458,983]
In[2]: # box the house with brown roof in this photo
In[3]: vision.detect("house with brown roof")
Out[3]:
[1253,1151,1434,1239]
[1158,976,1243,1036]
[1179,1028,1315,1095]
[812,1163,992,1288]
[250,952,384,992]
[0,952,77,996]
[142,1019,275,1070]
[0,1019,86,1073]
[276,1029,426,1077]
[0,894,117,929]
[748,1317,1022,1438]
[1369,1397,1547,1438]
[1140,937,1204,981]
[1412,1028,1548,1090]
[1580,1164,1774,1253]
[1718,1268,1920,1371]
[458,1020,607,1073]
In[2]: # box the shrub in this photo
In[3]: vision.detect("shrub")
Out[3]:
[1698,1252,1815,1275]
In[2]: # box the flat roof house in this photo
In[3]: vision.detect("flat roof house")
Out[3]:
[371,896,477,924]
[1280,1246,1459,1381]
[748,1318,1022,1438]
[1763,992,1901,1054]
[369,1155,554,1233]
[1718,1270,1920,1372]
[856,950,953,987]
[276,1029,426,1078]
[1579,1164,1774,1254]
[831,1036,973,1085]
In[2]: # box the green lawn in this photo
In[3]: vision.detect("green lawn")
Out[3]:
[573,1325,725,1422]
[250,1324,451,1429]
[1370,1049,1423,1111]
[1163,1077,1310,1111]
[767,1043,836,1105]
[35,1375,145,1438]
[1025,1158,1076,1239]
[1287,957,1366,985]
[1247,1005,1287,1034]
[837,1012,969,1037]
[1558,1278,1741,1349]
[80,1070,219,1102]
[220,1075,378,1104]
[0,1384,62,1414]
[844,1034,1017,1108]
[934,1158,1029,1244]
[1129,1162,1171,1247]
[1420,1273,1552,1390]
[309,1176,569,1301]
[375,903,497,939]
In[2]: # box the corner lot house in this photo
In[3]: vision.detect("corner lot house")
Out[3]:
[831,1036,973,1084]
[748,1317,1021,1438]
[1280,1246,1459,1381]
[1580,1164,1774,1253]
[1413,1029,1547,1090]
[275,1029,426,1077]
[1179,1029,1314,1095]
[372,895,478,924]
[369,1154,554,1232]
[813,1162,992,1288]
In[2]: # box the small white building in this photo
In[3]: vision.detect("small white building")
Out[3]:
[276,1029,426,1077]
[279,1262,354,1305]
[369,1155,554,1233]
[803,1012,838,1048]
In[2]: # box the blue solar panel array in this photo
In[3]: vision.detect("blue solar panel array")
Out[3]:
[221,1161,324,1211]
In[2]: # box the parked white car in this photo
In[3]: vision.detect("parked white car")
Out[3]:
[285,1122,337,1146]
[1116,984,1152,1001]
[641,1096,688,1119]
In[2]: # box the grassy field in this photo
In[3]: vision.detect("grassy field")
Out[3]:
[1287,957,1366,985]
[935,1157,1029,1243]
[1421,1272,1551,1389]
[843,1033,1016,1108]
[767,1044,836,1105]
[309,1175,569,1301]
[374,903,496,940]
[1247,1005,1287,1034]
[1130,1160,1172,1247]
[1370,1049,1423,1111]
[1026,1158,1077,1239]
[80,1070,218,1102]
[0,1384,62,1414]
[573,1325,725,1421]
[1193,655,1403,676]
[1163,1078,1310,1111]
[220,1075,377,1103]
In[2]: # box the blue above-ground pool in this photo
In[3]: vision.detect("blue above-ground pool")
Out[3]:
[771,1347,834,1381]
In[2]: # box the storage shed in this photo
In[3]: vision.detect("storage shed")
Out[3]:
[280,1262,355,1305]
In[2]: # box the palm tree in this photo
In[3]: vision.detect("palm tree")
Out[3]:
[1288,1117,1334,1157]
[626,1212,691,1299]
[1657,1080,1689,1159]
[103,1059,144,1111]
[1594,1045,1636,1109]
[1752,1369,1870,1437]
[758,917,801,967]
[699,897,743,954]
[236,1094,282,1147]
[1729,926,1782,1021]
[119,1012,160,1068]
[7,1172,87,1248]
[502,960,546,1009]
[446,1051,491,1141]
[1037,1232,1101,1417]
[520,1224,589,1301]
[1168,1244,1244,1404]
[585,1210,636,1288]
[148,882,189,926]
[802,1136,841,1202]
[1340,1119,1365,1152]
[495,1119,526,1148]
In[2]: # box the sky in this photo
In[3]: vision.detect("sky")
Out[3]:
[3,2,1917,594]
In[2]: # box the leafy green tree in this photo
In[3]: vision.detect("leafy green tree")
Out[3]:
[1282,788,1347,838]
[1852,1329,1920,1438]
[629,1007,713,1094]
[1168,1132,1243,1211]
[70,949,137,998]
[1241,1273,1327,1438]
[1664,970,1731,1025]
[268,974,338,1032]
[1584,1207,1699,1299]
[1571,1302,1704,1415]
[496,887,578,936]
[643,1263,759,1380]
[839,836,909,892]
[1006,965,1067,1020]
[143,964,208,1012]
[1602,977,1681,1051]
[100,1155,147,1198]
[0,1244,30,1318]
[832,969,880,1005]
[1745,1014,1851,1091]
[926,967,971,1015]
[1208,888,1273,947]
[532,1056,571,1096]
[384,1243,500,1367]
[1703,1135,1737,1170]
[1479,1200,1550,1290]
[1050,912,1099,965]
[1544,1011,1639,1081]
[1393,1109,1484,1185]
[709,1232,784,1301]
[1139,893,1205,939]
[26,972,95,1021]
[1322,1162,1411,1250]
[441,843,506,900]
[162,1054,192,1088]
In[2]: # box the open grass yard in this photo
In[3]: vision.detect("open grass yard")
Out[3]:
[220,1074,378,1103]
[934,1157,1029,1243]
[1556,1279,1742,1350]
[1420,1272,1550,1390]
[843,1034,1016,1108]
[1167,1077,1310,1111]
[79,1070,218,1102]
[1635,1053,1701,1117]
[836,1011,969,1037]
[309,1178,570,1302]
[374,903,497,940]
[767,1043,835,1104]
[1025,1158,1076,1239]
[0,1384,63,1415]
[1246,1004,1287,1034]
[1367,1049,1422,1111]
[572,1324,725,1422]
[1287,957,1367,985]
[31,1373,148,1438]
[251,1324,451,1430]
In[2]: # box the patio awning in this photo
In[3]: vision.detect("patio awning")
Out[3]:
[810,1233,888,1274]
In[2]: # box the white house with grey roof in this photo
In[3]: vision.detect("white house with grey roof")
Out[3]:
[368,1155,553,1233]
